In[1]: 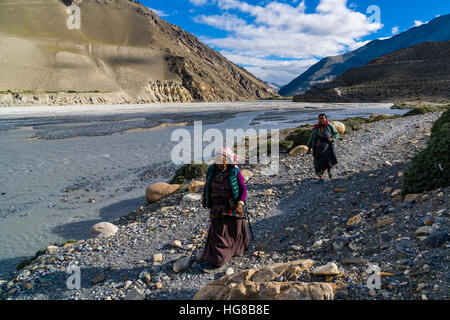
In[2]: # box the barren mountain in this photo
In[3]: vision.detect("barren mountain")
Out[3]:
[0,0,276,106]
[293,41,450,103]
[280,14,450,97]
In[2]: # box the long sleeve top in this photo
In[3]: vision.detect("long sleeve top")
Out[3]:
[307,124,340,149]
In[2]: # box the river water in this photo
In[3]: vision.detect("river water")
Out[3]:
[0,101,407,277]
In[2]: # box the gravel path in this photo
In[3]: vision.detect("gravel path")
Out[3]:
[1,112,448,300]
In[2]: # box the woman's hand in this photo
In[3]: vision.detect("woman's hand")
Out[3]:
[236,203,243,215]
[328,137,332,142]
[307,147,312,154]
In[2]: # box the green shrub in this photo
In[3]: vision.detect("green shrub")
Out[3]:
[16,247,46,271]
[286,125,312,148]
[403,109,450,195]
[279,139,293,150]
[170,162,209,185]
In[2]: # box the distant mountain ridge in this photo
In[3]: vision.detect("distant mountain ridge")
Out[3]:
[0,0,276,106]
[293,41,450,103]
[264,82,280,92]
[279,14,450,97]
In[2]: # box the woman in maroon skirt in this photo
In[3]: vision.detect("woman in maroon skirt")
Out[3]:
[198,147,249,273]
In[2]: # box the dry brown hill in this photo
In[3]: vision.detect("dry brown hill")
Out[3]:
[0,0,277,105]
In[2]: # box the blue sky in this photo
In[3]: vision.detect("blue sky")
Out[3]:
[142,0,449,85]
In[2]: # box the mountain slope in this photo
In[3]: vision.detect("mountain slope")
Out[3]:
[292,41,450,103]
[0,0,277,105]
[279,14,450,96]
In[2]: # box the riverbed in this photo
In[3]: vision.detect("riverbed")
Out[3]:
[0,100,407,277]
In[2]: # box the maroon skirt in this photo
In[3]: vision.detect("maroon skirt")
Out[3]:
[201,215,249,267]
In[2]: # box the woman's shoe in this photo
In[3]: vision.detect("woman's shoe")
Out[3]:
[316,176,324,183]
[328,171,333,179]
[197,260,225,274]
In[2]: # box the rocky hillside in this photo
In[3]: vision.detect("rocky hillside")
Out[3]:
[293,41,450,103]
[279,14,450,97]
[0,0,276,106]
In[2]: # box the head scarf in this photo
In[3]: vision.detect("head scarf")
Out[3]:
[215,146,238,165]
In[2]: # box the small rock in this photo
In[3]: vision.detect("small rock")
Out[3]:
[415,226,433,236]
[424,231,449,247]
[155,282,163,290]
[124,288,145,300]
[23,282,34,290]
[312,262,340,276]
[376,217,394,228]
[90,222,118,238]
[224,267,235,276]
[153,253,163,262]
[382,187,393,194]
[172,240,182,248]
[123,280,132,290]
[391,189,402,197]
[93,272,105,284]
[262,189,273,196]
[45,245,59,254]
[240,169,254,182]
[183,193,202,202]
[173,256,191,273]
[312,240,323,249]
[347,214,362,227]
[404,194,422,202]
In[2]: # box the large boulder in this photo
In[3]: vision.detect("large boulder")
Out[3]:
[240,169,254,182]
[289,145,309,156]
[189,181,205,193]
[194,259,334,300]
[145,182,180,204]
[90,222,118,238]
[330,121,345,136]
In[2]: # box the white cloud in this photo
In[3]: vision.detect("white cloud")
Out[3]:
[189,0,215,6]
[193,0,383,84]
[391,26,399,35]
[149,7,169,17]
[413,20,425,27]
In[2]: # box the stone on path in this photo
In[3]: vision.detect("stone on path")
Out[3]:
[90,222,118,238]
[376,217,394,228]
[240,169,254,182]
[145,182,180,204]
[289,145,309,156]
[194,260,334,300]
[153,253,163,262]
[182,193,202,202]
[404,194,422,202]
[189,181,205,193]
[173,256,192,273]
[391,189,402,197]
[415,226,434,236]
[312,263,341,276]
[424,231,449,247]
[124,288,145,300]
